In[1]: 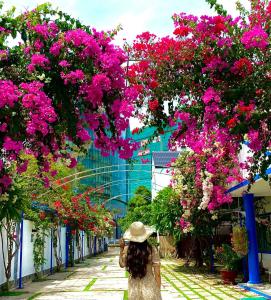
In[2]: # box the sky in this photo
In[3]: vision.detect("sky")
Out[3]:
[3,0,250,45]
[3,0,250,128]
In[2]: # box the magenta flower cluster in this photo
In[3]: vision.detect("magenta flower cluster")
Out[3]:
[0,13,138,194]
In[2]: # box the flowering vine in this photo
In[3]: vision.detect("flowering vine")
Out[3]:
[128,0,271,212]
[0,3,138,196]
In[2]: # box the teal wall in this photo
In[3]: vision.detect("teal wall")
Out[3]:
[78,132,128,218]
[126,126,171,198]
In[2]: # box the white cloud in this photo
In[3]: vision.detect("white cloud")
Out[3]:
[218,0,250,16]
[2,0,79,17]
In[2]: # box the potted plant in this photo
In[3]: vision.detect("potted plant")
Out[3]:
[231,226,248,257]
[215,244,241,284]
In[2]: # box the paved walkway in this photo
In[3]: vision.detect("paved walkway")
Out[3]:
[2,248,260,300]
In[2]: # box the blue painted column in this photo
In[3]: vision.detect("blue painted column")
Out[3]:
[50,228,53,274]
[243,193,261,284]
[18,212,24,289]
[94,236,97,256]
[81,231,84,259]
[210,240,215,273]
[89,235,92,256]
[65,226,70,268]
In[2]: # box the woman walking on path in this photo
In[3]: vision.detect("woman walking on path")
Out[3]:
[119,221,162,300]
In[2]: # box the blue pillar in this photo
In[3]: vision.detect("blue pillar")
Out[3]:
[243,193,261,284]
[210,240,215,273]
[18,212,24,289]
[81,231,84,259]
[50,228,53,274]
[94,236,97,256]
[89,235,92,255]
[65,226,70,268]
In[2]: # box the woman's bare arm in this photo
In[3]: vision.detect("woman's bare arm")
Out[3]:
[119,238,126,268]
[153,265,161,289]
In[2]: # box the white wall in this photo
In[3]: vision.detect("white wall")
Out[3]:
[152,167,171,199]
[0,220,103,287]
[259,253,271,270]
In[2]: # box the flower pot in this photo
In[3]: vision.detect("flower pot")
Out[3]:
[220,270,237,284]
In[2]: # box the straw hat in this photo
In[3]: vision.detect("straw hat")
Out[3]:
[123,221,154,243]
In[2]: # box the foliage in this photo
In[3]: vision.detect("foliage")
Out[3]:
[54,187,115,236]
[231,226,248,257]
[215,244,241,271]
[128,0,271,213]
[150,187,183,240]
[0,219,19,291]
[0,2,138,198]
[0,153,115,285]
[147,236,159,248]
[119,186,152,231]
[171,151,227,233]
[33,229,47,278]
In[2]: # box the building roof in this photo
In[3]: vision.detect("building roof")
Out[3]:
[152,151,180,168]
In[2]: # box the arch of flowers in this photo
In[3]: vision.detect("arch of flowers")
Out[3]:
[127,0,271,222]
[0,0,271,285]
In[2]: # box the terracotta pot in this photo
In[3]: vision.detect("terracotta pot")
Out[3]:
[220,270,237,284]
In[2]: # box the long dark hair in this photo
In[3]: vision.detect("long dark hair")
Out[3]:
[126,241,151,279]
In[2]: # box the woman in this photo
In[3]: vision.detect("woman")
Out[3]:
[119,221,162,300]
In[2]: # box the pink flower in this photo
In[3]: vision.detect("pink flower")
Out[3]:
[61,70,85,85]
[3,137,23,154]
[33,39,44,51]
[0,80,21,108]
[0,50,8,61]
[92,74,111,92]
[50,42,62,56]
[76,126,91,142]
[59,60,71,68]
[202,87,220,104]
[27,54,50,73]
[202,56,229,73]
[17,160,29,174]
[80,83,103,107]
[241,26,268,50]
[0,175,12,189]
[43,177,50,188]
[31,22,58,39]
[68,157,77,168]
[51,170,58,177]
[141,158,150,164]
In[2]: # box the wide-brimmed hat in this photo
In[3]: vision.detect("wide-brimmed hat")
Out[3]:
[123,221,154,243]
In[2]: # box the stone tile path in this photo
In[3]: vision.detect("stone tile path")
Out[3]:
[1,248,261,300]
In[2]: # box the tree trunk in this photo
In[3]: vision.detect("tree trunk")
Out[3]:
[194,237,203,268]
[0,219,20,291]
[53,226,62,271]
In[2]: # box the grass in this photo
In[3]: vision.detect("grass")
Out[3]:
[166,263,255,299]
[123,290,128,300]
[125,271,129,278]
[0,291,27,297]
[27,292,43,300]
[102,265,107,270]
[165,265,226,300]
[161,273,190,299]
[83,278,97,291]
[163,265,206,299]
